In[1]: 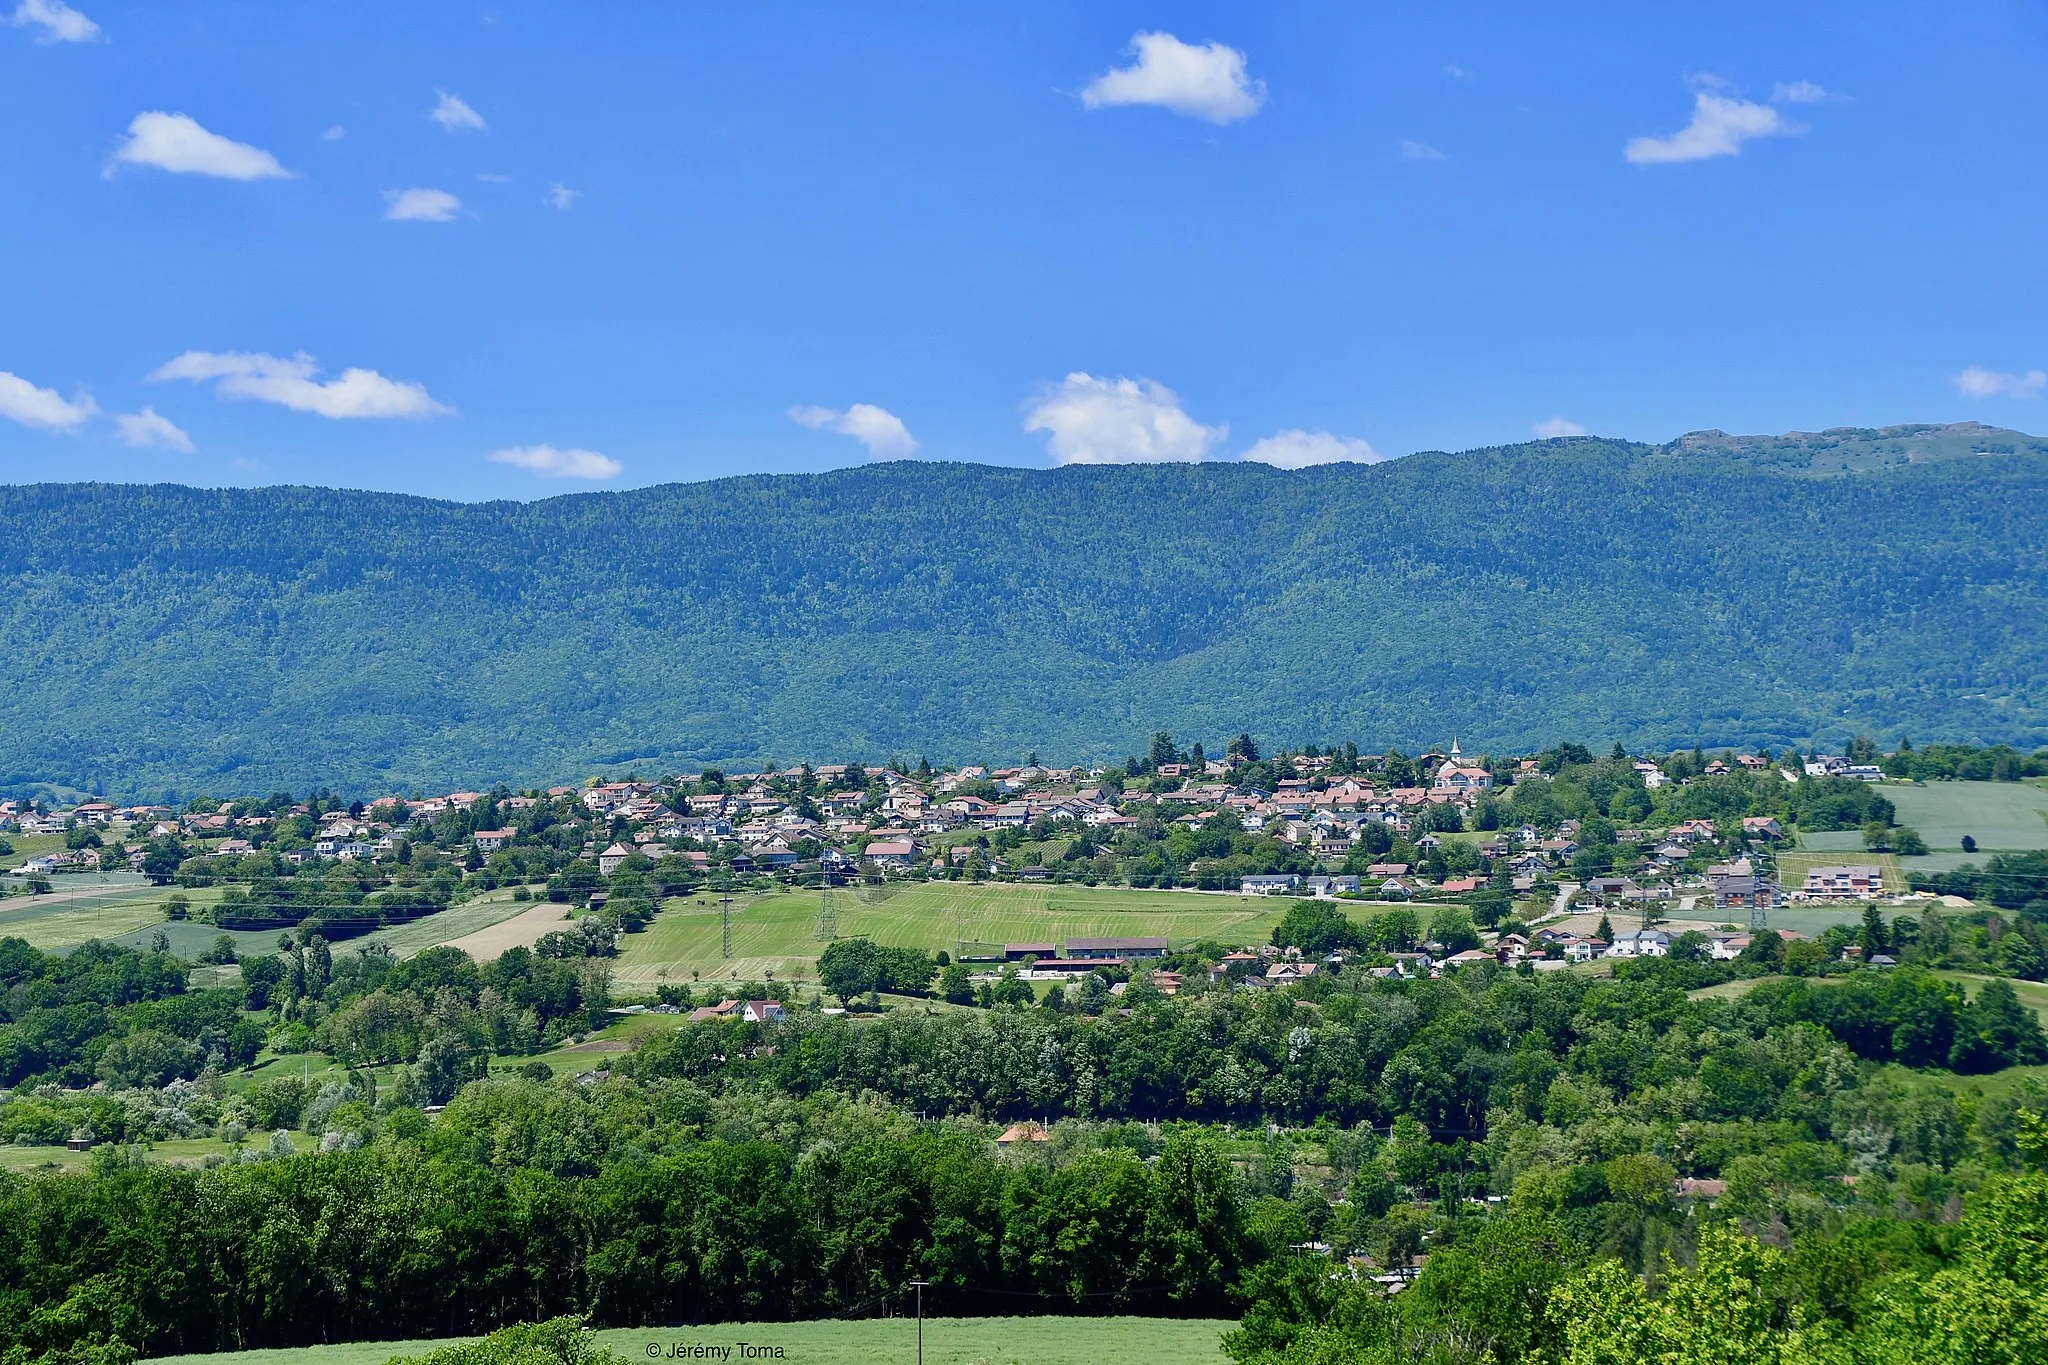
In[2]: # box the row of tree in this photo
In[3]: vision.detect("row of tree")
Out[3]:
[0,1114,1248,1362]
[620,960,2047,1129]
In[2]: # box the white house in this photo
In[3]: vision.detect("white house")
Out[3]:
[1603,929,1671,959]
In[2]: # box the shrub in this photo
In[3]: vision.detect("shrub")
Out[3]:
[385,1318,627,1365]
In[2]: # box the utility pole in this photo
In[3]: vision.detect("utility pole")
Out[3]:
[720,880,734,961]
[1753,845,1774,932]
[816,881,841,941]
[908,1279,929,1365]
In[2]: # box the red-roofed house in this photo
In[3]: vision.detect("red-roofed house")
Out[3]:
[863,839,918,868]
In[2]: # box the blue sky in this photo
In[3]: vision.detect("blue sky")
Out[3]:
[3,1,2046,499]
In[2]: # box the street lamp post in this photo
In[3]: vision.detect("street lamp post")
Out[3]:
[908,1279,929,1365]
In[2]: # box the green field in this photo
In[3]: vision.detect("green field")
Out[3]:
[1885,781,2048,852]
[0,1134,260,1174]
[99,916,289,960]
[1792,831,1871,852]
[1684,974,1858,1002]
[1759,904,1912,939]
[1930,970,2048,1028]
[615,882,1300,987]
[144,1318,1232,1365]
[0,831,67,872]
[344,892,533,957]
[490,1010,695,1079]
[0,875,215,950]
[0,882,534,963]
[6,870,1403,995]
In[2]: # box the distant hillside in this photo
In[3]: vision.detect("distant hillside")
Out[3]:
[2,423,2044,797]
[1659,421,2048,475]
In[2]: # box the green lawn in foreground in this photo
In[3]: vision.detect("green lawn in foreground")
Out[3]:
[614,880,1300,986]
[145,1317,1233,1365]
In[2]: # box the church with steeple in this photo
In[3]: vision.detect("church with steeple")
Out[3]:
[1431,737,1493,793]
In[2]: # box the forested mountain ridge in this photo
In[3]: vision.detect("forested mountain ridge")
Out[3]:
[2,423,2045,797]
[1660,419,2048,475]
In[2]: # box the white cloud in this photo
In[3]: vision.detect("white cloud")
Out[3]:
[476,172,511,183]
[114,406,193,452]
[109,112,289,180]
[149,350,453,419]
[9,0,99,43]
[1955,366,2047,400]
[321,124,346,141]
[1399,138,1445,161]
[431,89,487,133]
[1534,416,1586,438]
[383,187,461,222]
[1772,80,1829,104]
[1625,88,1796,165]
[1242,429,1383,469]
[1442,63,1471,80]
[1024,373,1223,465]
[788,402,919,459]
[545,182,581,210]
[1080,31,1264,124]
[0,370,95,431]
[486,444,621,479]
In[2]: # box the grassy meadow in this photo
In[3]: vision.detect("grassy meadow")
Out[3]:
[1930,969,2048,1027]
[0,831,67,872]
[0,1134,256,1175]
[1884,781,2048,852]
[1787,780,2048,903]
[612,881,1303,988]
[0,875,220,951]
[142,1318,1234,1365]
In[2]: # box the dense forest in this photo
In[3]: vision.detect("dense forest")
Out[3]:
[2,423,2045,796]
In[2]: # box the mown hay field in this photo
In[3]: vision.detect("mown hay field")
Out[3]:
[144,1316,1233,1365]
[613,881,1304,987]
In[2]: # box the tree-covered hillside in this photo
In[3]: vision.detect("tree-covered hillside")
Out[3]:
[2,423,2045,797]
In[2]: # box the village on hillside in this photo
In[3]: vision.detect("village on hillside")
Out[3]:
[2,737,2046,1365]
[5,735,2043,985]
